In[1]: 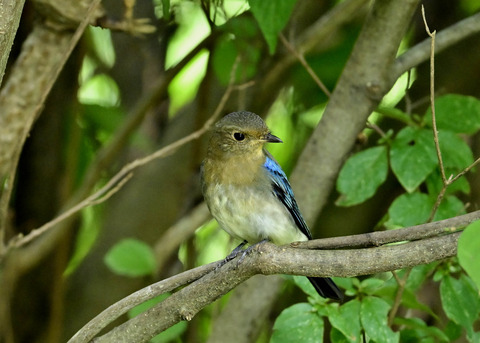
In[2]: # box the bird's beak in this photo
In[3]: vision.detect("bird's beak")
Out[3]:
[264,133,283,143]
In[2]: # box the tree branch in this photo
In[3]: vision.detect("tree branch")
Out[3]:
[393,11,480,80]
[86,231,459,343]
[68,210,469,343]
[294,208,479,250]
[0,0,102,246]
[0,0,26,87]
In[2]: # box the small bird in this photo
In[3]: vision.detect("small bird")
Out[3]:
[201,111,342,300]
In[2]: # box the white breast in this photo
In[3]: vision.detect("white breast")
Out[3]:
[206,183,308,245]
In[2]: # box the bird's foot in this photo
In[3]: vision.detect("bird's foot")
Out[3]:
[235,239,268,266]
[215,240,247,270]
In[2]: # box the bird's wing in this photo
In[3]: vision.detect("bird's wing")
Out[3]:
[263,154,312,240]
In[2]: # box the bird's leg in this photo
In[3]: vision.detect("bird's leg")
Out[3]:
[215,240,248,270]
[235,239,268,266]
[226,240,248,262]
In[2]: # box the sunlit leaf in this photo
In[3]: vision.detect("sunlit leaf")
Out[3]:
[64,207,101,276]
[249,0,297,54]
[78,73,120,107]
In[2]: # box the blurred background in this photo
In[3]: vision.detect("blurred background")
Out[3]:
[2,0,480,342]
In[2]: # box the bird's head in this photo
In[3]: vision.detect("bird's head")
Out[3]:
[208,111,282,158]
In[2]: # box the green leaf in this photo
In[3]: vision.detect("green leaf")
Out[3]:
[438,130,474,170]
[433,195,465,221]
[162,0,171,20]
[212,29,261,85]
[293,275,322,300]
[104,239,157,277]
[336,146,388,206]
[395,317,450,342]
[390,127,437,192]
[360,296,400,343]
[400,287,438,319]
[271,303,324,343]
[359,278,386,295]
[64,207,101,276]
[458,220,480,289]
[425,169,470,197]
[405,263,439,291]
[425,94,480,134]
[386,192,433,228]
[444,320,463,342]
[78,73,120,107]
[330,328,350,343]
[83,105,124,135]
[440,274,480,339]
[329,299,361,342]
[249,0,298,54]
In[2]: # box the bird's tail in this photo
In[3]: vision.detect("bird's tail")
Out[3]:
[307,277,343,301]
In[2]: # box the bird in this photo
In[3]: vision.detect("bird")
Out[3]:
[201,111,343,300]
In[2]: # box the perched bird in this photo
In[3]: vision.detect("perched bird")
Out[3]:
[201,111,342,300]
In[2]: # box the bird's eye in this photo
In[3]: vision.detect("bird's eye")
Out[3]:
[233,132,245,141]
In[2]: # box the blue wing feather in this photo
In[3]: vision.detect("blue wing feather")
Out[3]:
[263,154,312,240]
[263,153,343,300]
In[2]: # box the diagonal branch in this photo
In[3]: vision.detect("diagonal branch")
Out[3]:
[86,231,459,343]
[393,11,480,80]
[67,209,470,343]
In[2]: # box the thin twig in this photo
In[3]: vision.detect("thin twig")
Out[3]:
[420,6,480,222]
[422,6,447,222]
[279,34,331,97]
[422,6,445,184]
[366,122,387,139]
[428,186,447,223]
[9,173,133,249]
[404,70,412,115]
[388,269,411,326]
[450,156,480,183]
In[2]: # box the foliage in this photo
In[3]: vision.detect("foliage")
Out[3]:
[3,0,480,342]
[104,238,157,277]
[331,93,480,341]
[68,3,480,343]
